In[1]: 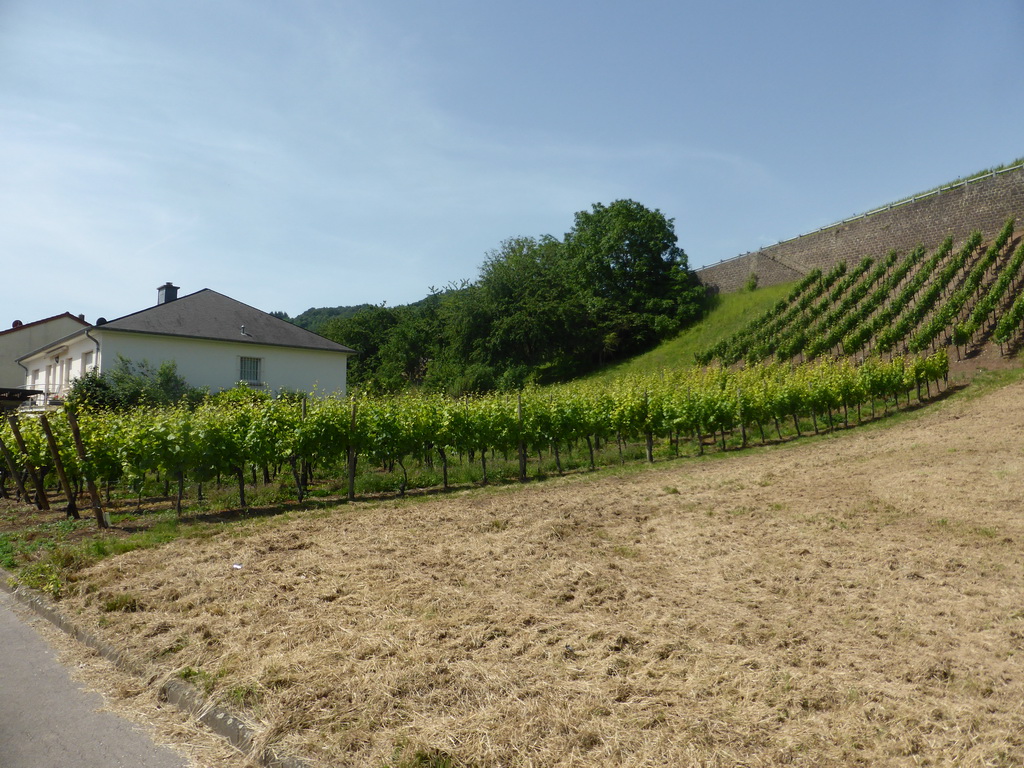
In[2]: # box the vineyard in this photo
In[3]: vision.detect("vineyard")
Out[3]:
[2,218,1022,527]
[699,218,1023,365]
[2,352,950,526]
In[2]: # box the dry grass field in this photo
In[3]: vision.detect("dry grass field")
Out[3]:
[46,375,1024,767]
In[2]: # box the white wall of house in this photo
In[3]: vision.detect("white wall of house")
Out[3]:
[0,316,89,389]
[21,330,349,400]
[95,332,348,395]
[21,333,98,399]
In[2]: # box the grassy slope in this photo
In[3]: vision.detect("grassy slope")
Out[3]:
[588,280,796,382]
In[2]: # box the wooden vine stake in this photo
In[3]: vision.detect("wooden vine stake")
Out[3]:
[65,409,109,529]
[644,390,654,463]
[300,395,310,495]
[346,399,358,501]
[6,415,49,511]
[289,396,307,503]
[38,414,79,519]
[0,433,30,503]
[517,393,527,482]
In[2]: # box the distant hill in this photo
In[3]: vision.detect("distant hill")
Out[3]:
[276,293,451,335]
[272,305,375,334]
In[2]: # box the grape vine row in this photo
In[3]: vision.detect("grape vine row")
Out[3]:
[0,352,951,519]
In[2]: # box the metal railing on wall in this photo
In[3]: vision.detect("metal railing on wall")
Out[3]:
[698,162,1024,271]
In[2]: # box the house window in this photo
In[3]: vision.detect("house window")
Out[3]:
[240,356,262,386]
[82,351,94,373]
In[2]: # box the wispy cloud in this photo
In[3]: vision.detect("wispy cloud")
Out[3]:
[2,0,1023,324]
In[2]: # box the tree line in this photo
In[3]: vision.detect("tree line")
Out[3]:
[310,199,706,394]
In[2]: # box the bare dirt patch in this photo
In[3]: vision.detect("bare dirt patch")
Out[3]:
[52,379,1024,767]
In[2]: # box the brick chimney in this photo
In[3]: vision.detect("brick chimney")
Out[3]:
[158,282,180,305]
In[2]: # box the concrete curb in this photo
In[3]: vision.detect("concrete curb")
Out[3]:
[0,570,310,768]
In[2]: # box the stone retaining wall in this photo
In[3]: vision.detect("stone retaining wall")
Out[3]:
[697,165,1024,293]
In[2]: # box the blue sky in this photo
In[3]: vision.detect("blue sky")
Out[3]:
[2,0,1022,326]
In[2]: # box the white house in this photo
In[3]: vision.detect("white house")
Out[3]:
[1,313,90,390]
[1,313,91,410]
[17,283,354,401]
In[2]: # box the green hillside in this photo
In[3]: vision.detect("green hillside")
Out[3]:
[586,280,796,382]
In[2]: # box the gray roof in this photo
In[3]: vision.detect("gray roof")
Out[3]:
[0,312,89,338]
[98,289,354,353]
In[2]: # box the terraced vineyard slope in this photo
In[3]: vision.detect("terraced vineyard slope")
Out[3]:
[698,218,1022,367]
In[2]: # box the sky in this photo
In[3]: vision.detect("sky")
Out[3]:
[2,0,1023,326]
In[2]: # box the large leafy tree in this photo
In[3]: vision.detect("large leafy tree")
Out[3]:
[476,235,590,379]
[322,297,443,392]
[424,282,499,393]
[564,199,704,360]
[566,199,684,309]
[321,304,399,389]
[374,297,441,390]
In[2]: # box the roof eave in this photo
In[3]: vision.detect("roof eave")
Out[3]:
[93,326,355,354]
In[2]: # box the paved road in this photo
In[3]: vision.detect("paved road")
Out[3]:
[0,587,189,768]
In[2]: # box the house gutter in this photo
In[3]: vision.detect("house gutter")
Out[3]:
[85,327,101,369]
